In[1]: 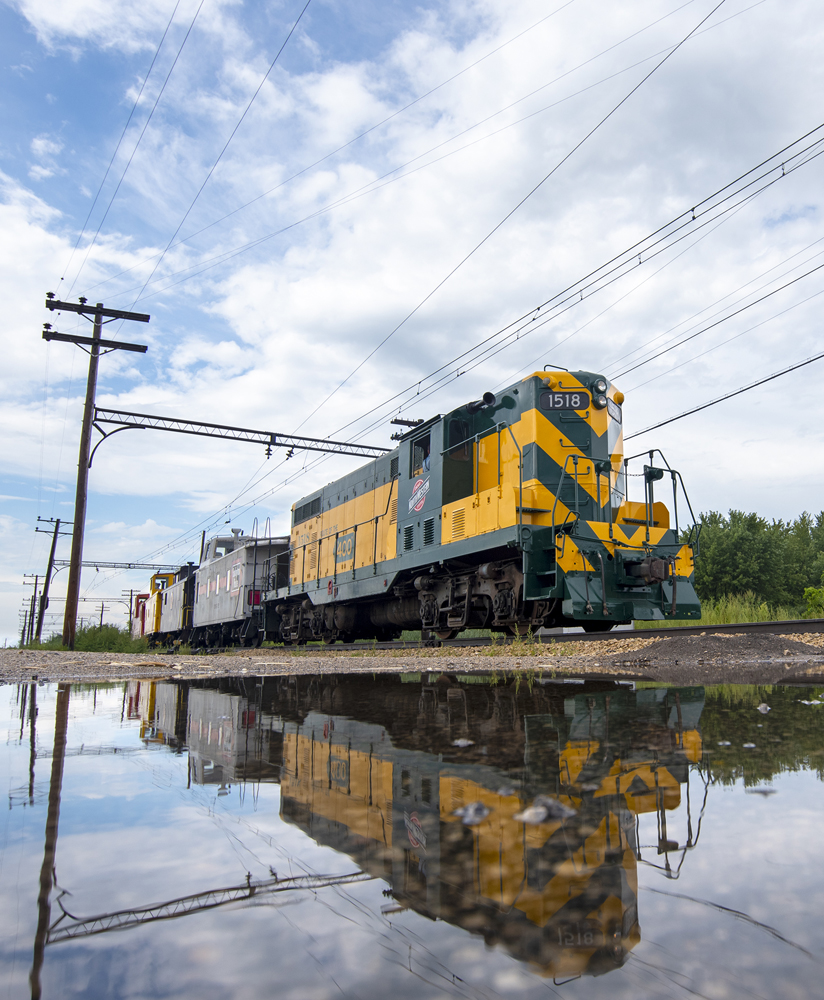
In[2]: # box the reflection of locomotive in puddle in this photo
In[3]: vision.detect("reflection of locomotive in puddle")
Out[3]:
[275,675,704,980]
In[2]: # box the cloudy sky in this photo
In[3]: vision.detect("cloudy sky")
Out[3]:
[2,0,824,642]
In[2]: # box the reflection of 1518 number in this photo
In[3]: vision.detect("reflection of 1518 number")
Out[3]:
[336,536,353,559]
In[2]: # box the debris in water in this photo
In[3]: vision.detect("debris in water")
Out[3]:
[452,802,491,825]
[452,738,475,748]
[496,786,515,797]
[743,743,756,748]
[746,787,777,796]
[717,741,731,746]
[757,704,771,714]
[514,795,577,824]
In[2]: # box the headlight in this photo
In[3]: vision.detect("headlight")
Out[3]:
[593,394,608,409]
[593,378,608,393]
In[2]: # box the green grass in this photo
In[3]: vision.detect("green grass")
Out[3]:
[634,591,803,630]
[26,624,149,653]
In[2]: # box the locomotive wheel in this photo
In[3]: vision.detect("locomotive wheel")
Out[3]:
[581,621,615,633]
[434,629,458,640]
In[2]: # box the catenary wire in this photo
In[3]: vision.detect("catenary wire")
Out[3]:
[127,0,315,309]
[627,283,824,391]
[288,0,731,434]
[82,1,702,303]
[78,0,695,299]
[91,0,775,309]
[319,144,822,446]
[613,258,824,378]
[57,0,184,293]
[625,349,824,440]
[67,0,206,296]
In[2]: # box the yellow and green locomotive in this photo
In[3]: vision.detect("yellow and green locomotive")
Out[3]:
[264,369,701,642]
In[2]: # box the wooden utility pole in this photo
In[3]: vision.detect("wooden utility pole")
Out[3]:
[34,518,65,643]
[42,295,150,649]
[28,577,38,645]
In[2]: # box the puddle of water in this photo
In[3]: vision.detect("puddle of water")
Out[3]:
[2,675,823,999]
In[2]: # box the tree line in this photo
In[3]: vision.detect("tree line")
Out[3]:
[691,510,824,609]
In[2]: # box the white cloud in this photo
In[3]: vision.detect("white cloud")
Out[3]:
[30,134,63,158]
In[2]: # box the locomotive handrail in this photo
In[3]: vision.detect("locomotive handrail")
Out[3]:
[621,449,700,552]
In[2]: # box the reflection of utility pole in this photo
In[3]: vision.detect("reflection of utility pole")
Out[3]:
[29,684,37,806]
[30,683,71,1000]
[43,295,149,650]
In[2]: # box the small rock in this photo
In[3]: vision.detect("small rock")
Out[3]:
[743,743,756,748]
[756,704,771,714]
[717,741,731,746]
[452,738,474,748]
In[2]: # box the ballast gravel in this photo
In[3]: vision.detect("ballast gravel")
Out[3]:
[2,628,823,686]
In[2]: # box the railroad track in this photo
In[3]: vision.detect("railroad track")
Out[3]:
[184,617,824,655]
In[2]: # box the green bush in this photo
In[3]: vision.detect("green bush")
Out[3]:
[635,591,801,629]
[30,624,148,653]
[803,586,824,619]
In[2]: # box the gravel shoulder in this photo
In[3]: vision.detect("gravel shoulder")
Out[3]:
[3,630,824,686]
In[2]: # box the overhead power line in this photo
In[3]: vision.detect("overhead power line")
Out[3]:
[625,350,824,440]
[130,0,315,308]
[67,0,207,295]
[291,0,729,435]
[614,258,824,378]
[57,0,184,293]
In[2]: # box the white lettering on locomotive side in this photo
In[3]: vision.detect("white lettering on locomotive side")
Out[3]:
[335,532,355,564]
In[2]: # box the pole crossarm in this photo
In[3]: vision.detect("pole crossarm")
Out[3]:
[93,408,391,459]
[47,871,374,942]
[45,296,150,323]
[43,330,147,353]
[52,560,179,572]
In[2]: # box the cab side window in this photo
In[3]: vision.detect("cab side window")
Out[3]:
[411,434,430,476]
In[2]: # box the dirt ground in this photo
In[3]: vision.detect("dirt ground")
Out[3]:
[2,629,824,686]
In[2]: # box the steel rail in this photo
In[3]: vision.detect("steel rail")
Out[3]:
[178,617,824,655]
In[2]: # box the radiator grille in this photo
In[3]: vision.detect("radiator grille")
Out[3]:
[403,524,414,551]
[451,508,466,539]
[423,518,435,545]
[389,498,398,524]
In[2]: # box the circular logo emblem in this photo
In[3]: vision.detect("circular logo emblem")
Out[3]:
[410,478,428,513]
[406,811,425,849]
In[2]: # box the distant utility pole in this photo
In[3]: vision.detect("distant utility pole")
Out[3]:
[20,609,29,649]
[42,294,150,650]
[22,575,39,646]
[33,517,70,644]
